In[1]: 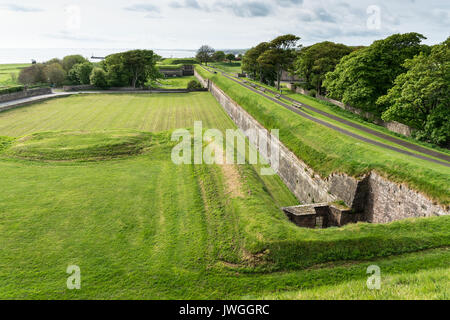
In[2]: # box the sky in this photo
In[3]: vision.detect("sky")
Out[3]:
[0,0,448,49]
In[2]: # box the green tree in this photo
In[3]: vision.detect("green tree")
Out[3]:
[90,68,108,88]
[44,63,66,86]
[45,58,63,66]
[67,67,80,84]
[378,38,449,146]
[225,53,236,64]
[260,34,301,90]
[62,55,88,72]
[103,50,160,88]
[242,42,271,82]
[121,50,159,88]
[18,64,46,85]
[323,33,429,114]
[295,41,353,94]
[68,62,94,85]
[196,45,215,65]
[77,62,94,85]
[212,51,226,62]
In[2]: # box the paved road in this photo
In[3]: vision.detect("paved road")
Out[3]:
[201,65,450,167]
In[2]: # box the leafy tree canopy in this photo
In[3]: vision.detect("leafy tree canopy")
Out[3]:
[90,68,108,89]
[196,45,215,65]
[295,41,353,94]
[68,62,94,85]
[18,64,47,85]
[323,33,429,114]
[242,35,301,89]
[225,53,236,63]
[103,50,160,88]
[212,51,226,62]
[44,63,66,86]
[62,55,88,72]
[378,37,449,146]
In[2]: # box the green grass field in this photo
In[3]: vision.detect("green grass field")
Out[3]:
[0,63,29,86]
[0,93,448,299]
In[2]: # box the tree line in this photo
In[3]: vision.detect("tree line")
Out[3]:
[196,46,240,66]
[18,50,162,89]
[241,33,449,147]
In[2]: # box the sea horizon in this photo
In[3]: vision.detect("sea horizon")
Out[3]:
[0,48,199,64]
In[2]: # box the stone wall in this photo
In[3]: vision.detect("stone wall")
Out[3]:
[0,87,51,103]
[196,70,449,224]
[317,95,414,137]
[63,85,96,92]
[159,68,184,77]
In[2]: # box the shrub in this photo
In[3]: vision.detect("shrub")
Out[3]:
[44,63,66,87]
[414,104,450,147]
[68,62,94,85]
[62,55,88,72]
[90,68,108,88]
[0,85,25,95]
[18,64,46,85]
[308,89,317,97]
[187,80,202,90]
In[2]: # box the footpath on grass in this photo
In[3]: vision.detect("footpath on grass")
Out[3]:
[203,65,450,167]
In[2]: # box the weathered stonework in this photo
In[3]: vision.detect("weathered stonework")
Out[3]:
[283,203,366,228]
[0,87,51,103]
[364,172,447,223]
[195,70,449,224]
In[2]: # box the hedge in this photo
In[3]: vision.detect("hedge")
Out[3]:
[0,85,25,95]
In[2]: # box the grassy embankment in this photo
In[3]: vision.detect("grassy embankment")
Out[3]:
[0,93,448,299]
[210,61,242,74]
[154,58,199,89]
[151,76,197,89]
[196,66,450,207]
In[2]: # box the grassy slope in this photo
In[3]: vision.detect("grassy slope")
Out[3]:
[152,76,196,89]
[0,93,448,299]
[0,63,29,86]
[196,66,450,206]
[210,61,242,74]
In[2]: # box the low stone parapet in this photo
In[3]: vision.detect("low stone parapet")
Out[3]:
[0,87,52,103]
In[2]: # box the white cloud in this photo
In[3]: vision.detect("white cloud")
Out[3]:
[0,0,448,49]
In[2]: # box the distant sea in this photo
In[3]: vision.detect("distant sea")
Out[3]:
[0,48,198,64]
